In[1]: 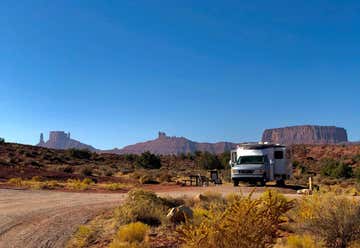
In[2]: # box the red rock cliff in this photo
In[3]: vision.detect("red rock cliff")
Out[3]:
[262,125,348,145]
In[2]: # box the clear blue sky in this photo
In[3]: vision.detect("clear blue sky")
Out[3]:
[1,0,359,149]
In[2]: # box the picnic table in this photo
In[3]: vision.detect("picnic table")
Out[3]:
[182,174,210,186]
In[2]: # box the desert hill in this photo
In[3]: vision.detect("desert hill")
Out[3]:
[104,132,236,155]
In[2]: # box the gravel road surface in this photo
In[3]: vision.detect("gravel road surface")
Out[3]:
[0,185,297,248]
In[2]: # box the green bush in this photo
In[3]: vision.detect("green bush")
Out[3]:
[135,151,161,169]
[354,167,360,182]
[80,166,93,176]
[124,154,138,162]
[63,165,74,173]
[320,159,352,179]
[67,149,92,159]
[114,189,172,227]
[198,152,223,170]
[0,138,5,143]
[218,152,230,169]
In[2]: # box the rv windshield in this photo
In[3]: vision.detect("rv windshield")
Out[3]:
[237,156,265,164]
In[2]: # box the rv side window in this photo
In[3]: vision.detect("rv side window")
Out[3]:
[274,151,284,159]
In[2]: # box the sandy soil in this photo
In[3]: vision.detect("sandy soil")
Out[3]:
[0,185,298,248]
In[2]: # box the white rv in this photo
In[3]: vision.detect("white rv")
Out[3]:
[230,143,292,186]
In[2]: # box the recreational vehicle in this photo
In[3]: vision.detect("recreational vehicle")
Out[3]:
[230,143,292,186]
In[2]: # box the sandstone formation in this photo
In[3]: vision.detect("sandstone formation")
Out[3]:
[104,132,236,155]
[37,131,96,151]
[262,125,348,145]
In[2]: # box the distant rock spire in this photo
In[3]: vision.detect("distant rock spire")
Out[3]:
[40,133,44,143]
[158,131,167,139]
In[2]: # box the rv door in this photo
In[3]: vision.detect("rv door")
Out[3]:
[230,151,237,166]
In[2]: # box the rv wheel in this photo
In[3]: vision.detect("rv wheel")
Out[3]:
[259,179,266,187]
[276,179,285,187]
[233,180,239,187]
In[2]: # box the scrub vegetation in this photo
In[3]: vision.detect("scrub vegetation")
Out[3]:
[66,188,360,248]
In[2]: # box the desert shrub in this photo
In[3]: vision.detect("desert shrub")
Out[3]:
[63,165,74,173]
[104,169,114,177]
[193,191,226,210]
[38,180,60,190]
[116,222,149,243]
[354,167,360,182]
[8,177,23,186]
[139,175,159,184]
[82,178,94,185]
[157,171,173,183]
[67,225,98,248]
[31,176,42,182]
[179,190,294,248]
[67,149,92,159]
[194,151,202,157]
[198,152,223,170]
[320,159,353,178]
[179,153,187,160]
[352,155,360,163]
[114,189,171,227]
[293,193,360,248]
[101,183,129,191]
[66,179,92,190]
[30,160,42,167]
[80,166,93,176]
[124,154,138,162]
[293,160,308,174]
[218,152,230,169]
[283,235,323,248]
[135,151,161,169]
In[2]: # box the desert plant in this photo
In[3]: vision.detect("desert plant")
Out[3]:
[294,193,360,248]
[8,177,23,187]
[63,165,74,173]
[67,225,98,248]
[114,189,172,227]
[66,179,92,190]
[198,152,223,170]
[101,183,129,191]
[116,222,149,243]
[124,154,138,162]
[283,235,323,248]
[139,175,159,184]
[31,176,42,182]
[354,167,360,182]
[67,149,92,159]
[82,178,94,185]
[320,159,352,179]
[218,152,230,169]
[179,190,294,248]
[135,151,161,169]
[80,166,93,176]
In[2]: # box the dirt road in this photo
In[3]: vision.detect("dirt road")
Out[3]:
[0,186,297,248]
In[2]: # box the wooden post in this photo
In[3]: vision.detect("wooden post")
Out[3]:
[309,176,313,191]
